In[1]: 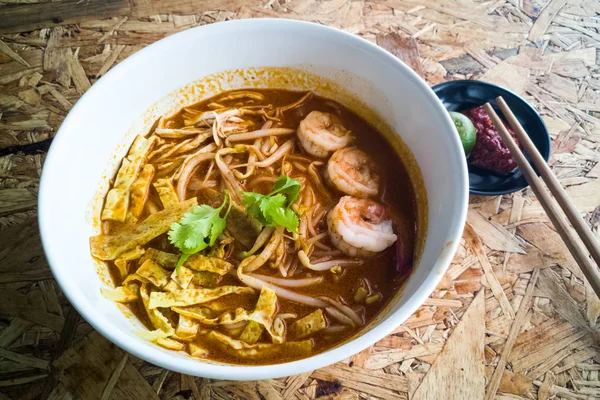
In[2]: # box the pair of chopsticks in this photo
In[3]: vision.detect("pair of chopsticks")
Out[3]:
[483,98,600,296]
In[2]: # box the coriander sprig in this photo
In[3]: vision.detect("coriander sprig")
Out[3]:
[168,192,232,270]
[241,175,301,233]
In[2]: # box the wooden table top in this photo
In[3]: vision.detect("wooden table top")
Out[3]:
[0,0,599,399]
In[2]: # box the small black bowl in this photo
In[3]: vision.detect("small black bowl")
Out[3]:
[432,80,551,196]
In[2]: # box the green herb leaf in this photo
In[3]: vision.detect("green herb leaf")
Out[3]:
[209,217,226,246]
[271,175,302,206]
[168,192,231,270]
[241,191,263,208]
[241,175,301,233]
[259,193,286,216]
[269,207,300,233]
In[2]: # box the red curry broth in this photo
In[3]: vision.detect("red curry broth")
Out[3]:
[102,89,418,365]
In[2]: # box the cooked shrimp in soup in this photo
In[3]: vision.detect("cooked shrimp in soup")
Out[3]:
[91,89,422,365]
[326,147,380,198]
[327,196,397,257]
[297,110,353,158]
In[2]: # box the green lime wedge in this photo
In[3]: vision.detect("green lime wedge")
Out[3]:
[449,111,476,155]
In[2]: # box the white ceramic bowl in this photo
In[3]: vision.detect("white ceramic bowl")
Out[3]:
[39,19,468,380]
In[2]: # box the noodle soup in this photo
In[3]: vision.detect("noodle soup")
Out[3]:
[90,89,419,365]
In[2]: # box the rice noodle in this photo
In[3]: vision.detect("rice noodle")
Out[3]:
[298,214,308,238]
[148,143,175,160]
[311,250,343,258]
[278,262,287,278]
[291,161,307,172]
[235,139,295,169]
[307,186,317,207]
[217,91,265,102]
[221,121,254,135]
[155,158,179,173]
[265,143,277,158]
[310,256,332,264]
[278,91,313,113]
[254,138,265,156]
[260,109,280,122]
[155,128,209,138]
[307,162,334,204]
[287,258,299,277]
[241,230,282,273]
[323,325,349,334]
[313,241,334,251]
[159,132,212,160]
[261,120,274,130]
[267,142,279,155]
[281,159,293,176]
[202,160,216,186]
[187,108,241,127]
[287,154,314,164]
[325,307,355,327]
[226,128,294,145]
[215,147,255,202]
[238,227,276,259]
[182,107,202,115]
[247,175,277,191]
[320,297,364,326]
[261,137,272,154]
[306,212,317,237]
[175,152,215,201]
[173,143,216,181]
[297,250,363,271]
[189,180,219,191]
[234,138,261,180]
[276,239,287,276]
[159,154,188,165]
[212,112,222,146]
[305,232,328,245]
[280,240,296,276]
[207,102,225,109]
[276,313,297,320]
[237,267,328,308]
[312,209,328,230]
[249,273,324,288]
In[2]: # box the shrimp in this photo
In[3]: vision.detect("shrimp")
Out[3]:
[326,147,379,198]
[297,111,353,158]
[327,196,397,257]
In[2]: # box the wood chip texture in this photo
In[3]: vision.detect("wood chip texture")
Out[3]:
[0,0,598,398]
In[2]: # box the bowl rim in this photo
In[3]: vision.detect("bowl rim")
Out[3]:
[431,79,552,196]
[38,18,469,380]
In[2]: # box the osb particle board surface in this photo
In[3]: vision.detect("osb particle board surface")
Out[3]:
[0,0,599,399]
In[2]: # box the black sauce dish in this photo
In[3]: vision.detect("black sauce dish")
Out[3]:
[432,80,551,196]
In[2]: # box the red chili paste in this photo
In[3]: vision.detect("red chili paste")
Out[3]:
[463,106,520,174]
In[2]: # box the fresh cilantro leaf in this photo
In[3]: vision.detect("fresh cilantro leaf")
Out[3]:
[209,215,226,246]
[269,207,300,234]
[180,204,220,225]
[258,193,286,216]
[241,176,301,233]
[271,175,301,206]
[168,192,232,270]
[241,191,263,209]
[248,203,268,226]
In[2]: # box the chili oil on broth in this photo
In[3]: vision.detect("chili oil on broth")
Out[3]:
[96,89,419,365]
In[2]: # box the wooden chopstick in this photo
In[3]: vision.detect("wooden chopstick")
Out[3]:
[483,101,600,297]
[496,97,600,268]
